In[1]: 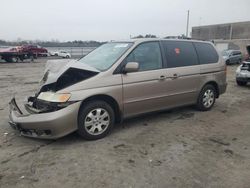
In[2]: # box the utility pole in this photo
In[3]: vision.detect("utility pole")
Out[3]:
[229,24,233,40]
[186,10,190,37]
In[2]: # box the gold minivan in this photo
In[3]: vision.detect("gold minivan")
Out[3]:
[9,39,227,140]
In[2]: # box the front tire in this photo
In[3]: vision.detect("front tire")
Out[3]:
[196,85,216,111]
[77,101,115,140]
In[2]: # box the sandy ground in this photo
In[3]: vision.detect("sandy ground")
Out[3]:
[0,59,250,188]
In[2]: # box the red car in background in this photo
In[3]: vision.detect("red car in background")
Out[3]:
[0,45,48,63]
[21,45,48,55]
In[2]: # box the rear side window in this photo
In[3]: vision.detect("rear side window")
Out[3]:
[162,41,198,68]
[194,42,219,64]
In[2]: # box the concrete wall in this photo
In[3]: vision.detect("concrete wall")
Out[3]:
[231,22,250,40]
[192,21,250,40]
[214,39,250,56]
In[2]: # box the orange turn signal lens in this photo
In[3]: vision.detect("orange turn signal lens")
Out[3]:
[58,94,71,102]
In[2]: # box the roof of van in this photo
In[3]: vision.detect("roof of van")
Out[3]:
[112,38,213,44]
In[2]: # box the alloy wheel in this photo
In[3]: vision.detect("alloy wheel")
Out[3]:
[202,89,215,108]
[84,108,110,136]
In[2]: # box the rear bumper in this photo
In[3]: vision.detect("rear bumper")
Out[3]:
[9,98,81,139]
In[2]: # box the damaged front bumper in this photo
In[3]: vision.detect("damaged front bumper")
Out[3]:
[9,98,81,139]
[236,63,250,82]
[236,71,250,82]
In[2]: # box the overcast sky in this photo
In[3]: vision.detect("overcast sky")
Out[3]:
[0,0,249,41]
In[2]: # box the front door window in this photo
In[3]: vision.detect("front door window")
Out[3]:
[125,42,162,71]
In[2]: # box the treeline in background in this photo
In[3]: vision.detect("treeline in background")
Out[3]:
[0,34,189,47]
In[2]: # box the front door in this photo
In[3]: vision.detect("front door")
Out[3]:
[122,41,167,118]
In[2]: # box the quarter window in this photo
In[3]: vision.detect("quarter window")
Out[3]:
[162,41,199,68]
[125,42,162,71]
[193,42,219,64]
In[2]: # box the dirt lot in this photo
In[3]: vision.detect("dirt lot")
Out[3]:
[0,59,250,188]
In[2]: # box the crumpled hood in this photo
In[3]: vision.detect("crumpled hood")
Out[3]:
[41,59,100,86]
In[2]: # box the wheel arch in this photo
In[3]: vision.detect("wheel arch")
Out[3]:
[79,94,122,123]
[201,81,219,98]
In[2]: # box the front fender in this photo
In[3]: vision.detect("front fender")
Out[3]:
[68,85,123,112]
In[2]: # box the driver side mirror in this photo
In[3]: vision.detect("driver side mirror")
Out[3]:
[123,62,139,73]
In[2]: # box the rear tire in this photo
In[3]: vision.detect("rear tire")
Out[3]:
[77,101,115,140]
[236,80,247,86]
[226,60,230,65]
[196,84,216,111]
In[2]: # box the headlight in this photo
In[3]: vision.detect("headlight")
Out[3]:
[37,92,71,102]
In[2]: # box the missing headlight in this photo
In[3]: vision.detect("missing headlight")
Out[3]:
[25,97,75,114]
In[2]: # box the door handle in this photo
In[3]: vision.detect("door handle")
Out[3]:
[158,75,166,80]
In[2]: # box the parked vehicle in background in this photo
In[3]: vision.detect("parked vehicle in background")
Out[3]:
[222,50,243,65]
[236,62,250,86]
[0,45,48,62]
[236,45,250,86]
[50,51,71,58]
[0,46,23,62]
[49,51,57,56]
[21,45,48,57]
[9,39,227,140]
[245,45,250,61]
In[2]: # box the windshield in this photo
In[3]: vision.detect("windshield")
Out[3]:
[78,42,133,71]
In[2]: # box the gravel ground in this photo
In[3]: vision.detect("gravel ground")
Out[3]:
[0,59,250,188]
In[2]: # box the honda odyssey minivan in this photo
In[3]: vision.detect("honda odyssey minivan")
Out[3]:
[9,39,227,140]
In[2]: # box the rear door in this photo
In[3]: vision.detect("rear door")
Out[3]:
[161,41,201,106]
[121,41,168,117]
